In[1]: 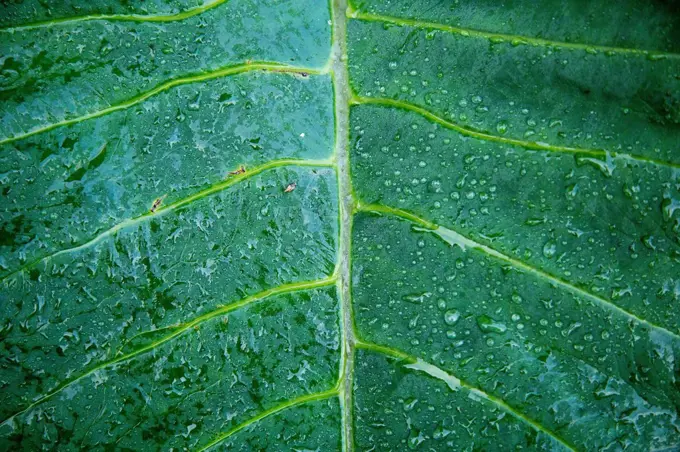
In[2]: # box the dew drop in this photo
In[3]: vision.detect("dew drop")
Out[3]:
[444,309,460,325]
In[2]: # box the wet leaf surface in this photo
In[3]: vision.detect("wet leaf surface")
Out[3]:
[1,0,679,450]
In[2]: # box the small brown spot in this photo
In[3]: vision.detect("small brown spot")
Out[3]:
[228,165,246,176]
[150,195,166,213]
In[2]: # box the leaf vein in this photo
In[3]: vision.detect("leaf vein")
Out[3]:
[0,63,326,147]
[355,203,680,341]
[355,340,577,451]
[195,388,340,451]
[352,96,680,170]
[0,0,229,32]
[0,159,334,282]
[0,277,338,429]
[349,10,680,59]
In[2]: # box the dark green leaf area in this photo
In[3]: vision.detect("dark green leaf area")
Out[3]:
[0,0,330,139]
[352,0,680,51]
[0,287,340,451]
[0,168,337,420]
[352,212,680,451]
[354,350,562,451]
[350,105,680,334]
[218,399,341,451]
[348,20,680,162]
[0,73,334,275]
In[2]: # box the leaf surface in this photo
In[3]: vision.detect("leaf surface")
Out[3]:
[1,0,679,450]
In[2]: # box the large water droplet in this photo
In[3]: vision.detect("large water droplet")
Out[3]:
[476,315,507,334]
[444,309,460,326]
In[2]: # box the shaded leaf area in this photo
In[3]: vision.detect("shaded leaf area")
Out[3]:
[218,399,341,451]
[350,105,680,334]
[0,286,340,450]
[348,20,680,163]
[0,72,333,275]
[0,167,338,421]
[0,0,330,140]
[352,213,680,450]
[0,0,210,28]
[354,350,563,450]
[351,0,680,52]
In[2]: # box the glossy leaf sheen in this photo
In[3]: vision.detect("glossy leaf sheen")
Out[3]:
[1,0,679,450]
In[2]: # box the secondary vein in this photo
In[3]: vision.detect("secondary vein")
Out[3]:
[352,96,680,170]
[356,340,577,451]
[355,202,680,342]
[0,0,229,32]
[0,159,334,282]
[349,9,680,60]
[0,276,338,429]
[0,62,324,147]
[196,387,339,451]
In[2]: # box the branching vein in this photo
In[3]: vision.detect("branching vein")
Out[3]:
[0,0,229,32]
[196,388,339,451]
[355,202,680,341]
[0,276,337,428]
[0,63,325,147]
[349,9,680,59]
[1,159,333,282]
[352,96,680,170]
[355,340,577,451]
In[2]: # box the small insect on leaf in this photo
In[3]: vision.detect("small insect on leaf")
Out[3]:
[284,182,297,193]
[150,195,167,213]
[228,165,246,176]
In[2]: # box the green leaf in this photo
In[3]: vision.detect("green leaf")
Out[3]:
[1,0,679,450]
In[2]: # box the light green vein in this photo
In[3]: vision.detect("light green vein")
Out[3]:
[352,96,680,170]
[330,0,357,450]
[348,9,680,60]
[356,340,577,452]
[0,62,324,147]
[0,158,334,283]
[0,276,338,428]
[196,387,339,451]
[355,202,680,342]
[0,0,229,32]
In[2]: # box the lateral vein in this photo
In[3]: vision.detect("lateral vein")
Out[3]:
[195,388,339,451]
[356,340,577,451]
[0,62,325,147]
[355,203,680,341]
[0,159,334,282]
[352,96,680,170]
[349,10,680,59]
[1,0,229,32]
[0,276,338,428]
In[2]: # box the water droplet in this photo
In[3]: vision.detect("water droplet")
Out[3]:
[444,310,460,325]
[476,315,507,334]
[496,120,508,134]
[542,241,557,258]
[403,292,432,304]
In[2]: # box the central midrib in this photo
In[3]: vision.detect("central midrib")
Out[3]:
[330,0,355,451]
